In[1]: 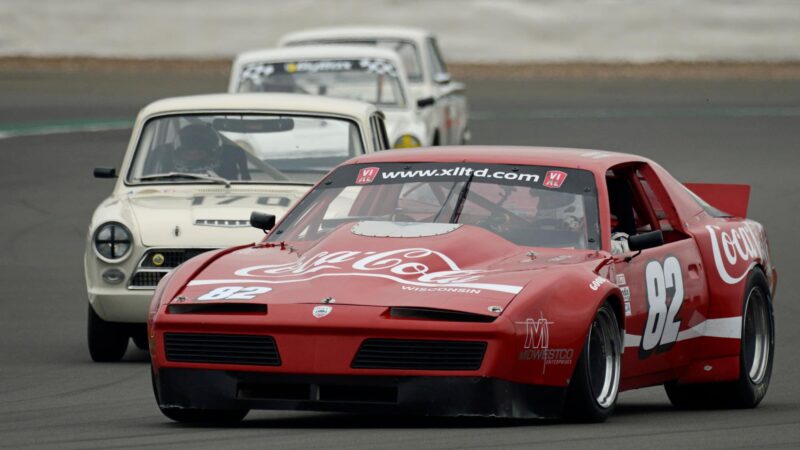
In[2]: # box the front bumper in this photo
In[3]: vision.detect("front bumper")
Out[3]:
[153,368,567,418]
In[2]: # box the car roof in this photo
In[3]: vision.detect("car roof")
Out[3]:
[346,146,650,172]
[137,93,376,121]
[279,26,431,45]
[233,45,404,66]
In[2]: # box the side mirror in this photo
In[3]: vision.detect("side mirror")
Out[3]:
[628,230,664,252]
[416,97,435,108]
[250,211,276,232]
[94,167,117,178]
[433,73,452,84]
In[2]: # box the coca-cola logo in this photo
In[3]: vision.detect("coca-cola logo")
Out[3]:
[706,223,767,285]
[184,248,524,294]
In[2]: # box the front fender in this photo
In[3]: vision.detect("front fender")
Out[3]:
[499,270,623,387]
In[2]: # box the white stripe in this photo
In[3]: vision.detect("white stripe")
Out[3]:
[624,316,742,348]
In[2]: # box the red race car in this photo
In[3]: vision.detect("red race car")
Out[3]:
[148,146,776,423]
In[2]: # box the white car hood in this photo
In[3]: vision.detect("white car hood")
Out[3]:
[124,186,307,247]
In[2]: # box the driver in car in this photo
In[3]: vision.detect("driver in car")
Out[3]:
[169,124,251,180]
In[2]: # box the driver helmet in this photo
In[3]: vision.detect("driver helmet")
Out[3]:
[174,124,222,173]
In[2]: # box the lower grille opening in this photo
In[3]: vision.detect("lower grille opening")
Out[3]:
[238,383,310,401]
[318,384,397,404]
[164,333,281,366]
[352,339,487,371]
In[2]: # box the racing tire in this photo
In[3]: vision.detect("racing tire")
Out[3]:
[665,269,774,409]
[151,370,249,425]
[564,302,622,422]
[87,304,129,362]
[158,407,249,425]
[131,327,149,351]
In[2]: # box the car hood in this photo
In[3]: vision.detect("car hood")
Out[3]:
[124,186,307,247]
[176,221,600,316]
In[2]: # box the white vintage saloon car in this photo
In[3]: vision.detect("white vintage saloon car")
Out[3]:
[279,26,469,145]
[85,93,388,361]
[229,45,431,148]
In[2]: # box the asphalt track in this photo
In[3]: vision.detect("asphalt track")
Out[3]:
[1,70,799,449]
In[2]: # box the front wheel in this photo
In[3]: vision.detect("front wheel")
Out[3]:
[564,302,622,422]
[87,304,129,362]
[158,407,249,425]
[665,269,774,409]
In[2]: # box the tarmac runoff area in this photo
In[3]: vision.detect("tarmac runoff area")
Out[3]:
[0,61,798,449]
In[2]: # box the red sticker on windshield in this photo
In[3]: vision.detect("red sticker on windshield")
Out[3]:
[543,170,567,189]
[356,167,380,184]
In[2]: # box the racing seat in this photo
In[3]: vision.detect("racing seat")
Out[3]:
[607,177,637,236]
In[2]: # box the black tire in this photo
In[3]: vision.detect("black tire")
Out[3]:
[564,302,623,422]
[87,304,129,362]
[665,269,774,409]
[158,407,249,425]
[151,369,249,425]
[131,327,149,351]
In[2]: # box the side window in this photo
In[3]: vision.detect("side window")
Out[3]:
[426,38,448,77]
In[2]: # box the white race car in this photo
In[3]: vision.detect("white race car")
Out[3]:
[85,93,388,361]
[279,26,469,145]
[229,45,431,149]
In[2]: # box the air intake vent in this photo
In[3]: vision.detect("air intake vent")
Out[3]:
[352,339,486,371]
[164,333,280,366]
[390,307,496,323]
[167,303,267,315]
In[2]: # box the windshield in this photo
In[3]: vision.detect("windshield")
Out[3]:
[287,40,423,82]
[126,114,365,185]
[237,59,406,108]
[269,162,601,249]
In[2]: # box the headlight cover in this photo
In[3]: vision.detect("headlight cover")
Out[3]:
[93,222,133,262]
[393,134,422,149]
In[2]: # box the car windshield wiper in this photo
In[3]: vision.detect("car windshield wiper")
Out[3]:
[138,172,231,188]
[449,172,475,223]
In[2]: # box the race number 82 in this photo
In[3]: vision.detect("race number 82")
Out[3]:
[640,256,684,357]
[197,286,272,301]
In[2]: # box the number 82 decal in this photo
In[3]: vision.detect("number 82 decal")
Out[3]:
[639,256,685,359]
[197,286,272,301]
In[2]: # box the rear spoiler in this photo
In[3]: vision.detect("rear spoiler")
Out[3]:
[684,183,751,218]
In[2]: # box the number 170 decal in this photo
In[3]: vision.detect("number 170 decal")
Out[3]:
[640,256,685,359]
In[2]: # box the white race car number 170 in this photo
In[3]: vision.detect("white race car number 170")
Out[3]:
[640,256,684,358]
[197,286,272,301]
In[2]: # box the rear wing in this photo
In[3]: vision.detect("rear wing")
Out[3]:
[684,183,751,218]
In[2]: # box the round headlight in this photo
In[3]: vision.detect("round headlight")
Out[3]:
[393,134,422,149]
[93,222,133,262]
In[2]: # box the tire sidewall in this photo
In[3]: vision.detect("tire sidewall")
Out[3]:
[739,269,775,406]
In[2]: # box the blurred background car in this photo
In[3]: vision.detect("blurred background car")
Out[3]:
[230,45,432,149]
[279,26,469,146]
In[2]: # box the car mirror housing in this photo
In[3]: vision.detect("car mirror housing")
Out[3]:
[416,97,436,108]
[250,211,276,232]
[628,230,664,252]
[433,73,452,84]
[94,167,117,178]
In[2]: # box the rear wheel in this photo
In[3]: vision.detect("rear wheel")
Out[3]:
[665,269,774,409]
[564,302,622,422]
[87,304,129,362]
